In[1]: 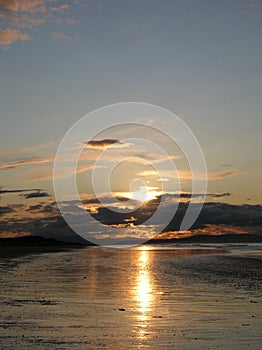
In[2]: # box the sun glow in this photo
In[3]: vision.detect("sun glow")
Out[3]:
[130,185,160,202]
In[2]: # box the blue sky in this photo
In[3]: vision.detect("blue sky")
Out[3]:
[0,0,262,241]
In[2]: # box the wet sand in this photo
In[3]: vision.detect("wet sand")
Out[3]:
[0,246,261,349]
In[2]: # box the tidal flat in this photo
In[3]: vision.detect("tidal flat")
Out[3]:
[0,245,261,349]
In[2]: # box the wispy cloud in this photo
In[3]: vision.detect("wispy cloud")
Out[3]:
[50,4,69,14]
[0,142,55,165]
[0,0,80,48]
[208,170,240,180]
[138,169,241,181]
[52,31,73,41]
[220,163,234,168]
[0,157,51,170]
[26,163,97,182]
[0,187,41,195]
[244,2,262,8]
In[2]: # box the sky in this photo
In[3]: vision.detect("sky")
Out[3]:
[0,0,261,243]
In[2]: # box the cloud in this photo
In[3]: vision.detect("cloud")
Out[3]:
[86,194,262,233]
[244,2,262,8]
[220,164,234,168]
[0,0,82,48]
[52,32,73,41]
[0,141,55,159]
[26,163,97,182]
[0,203,24,215]
[0,205,15,215]
[80,146,176,166]
[84,139,132,149]
[138,169,193,181]
[26,203,56,213]
[1,193,262,243]
[208,192,231,198]
[76,164,97,174]
[139,169,241,181]
[17,14,45,28]
[0,157,51,170]
[0,187,41,195]
[65,18,75,25]
[25,166,53,182]
[0,28,30,47]
[15,0,46,14]
[23,191,50,199]
[209,171,240,180]
[50,4,69,13]
[0,0,46,20]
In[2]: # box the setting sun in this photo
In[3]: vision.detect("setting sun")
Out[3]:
[130,186,160,202]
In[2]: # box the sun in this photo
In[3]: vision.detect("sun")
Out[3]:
[130,185,159,202]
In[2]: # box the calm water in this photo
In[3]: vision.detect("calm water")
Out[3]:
[0,245,261,349]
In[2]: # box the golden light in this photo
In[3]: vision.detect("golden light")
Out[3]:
[134,250,155,339]
[138,251,152,312]
[130,185,159,202]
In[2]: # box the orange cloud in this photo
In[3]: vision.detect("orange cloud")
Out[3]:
[0,28,30,46]
[50,4,69,14]
[0,0,46,15]
[0,0,81,48]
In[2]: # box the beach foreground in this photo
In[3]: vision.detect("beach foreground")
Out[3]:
[0,245,261,349]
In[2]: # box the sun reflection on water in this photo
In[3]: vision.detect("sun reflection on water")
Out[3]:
[135,250,154,339]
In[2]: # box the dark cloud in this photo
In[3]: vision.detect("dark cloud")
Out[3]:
[0,204,24,215]
[0,188,40,194]
[0,205,15,215]
[26,204,43,212]
[84,139,131,149]
[165,201,262,232]
[23,191,50,199]
[88,196,262,233]
[208,193,231,198]
[1,193,262,242]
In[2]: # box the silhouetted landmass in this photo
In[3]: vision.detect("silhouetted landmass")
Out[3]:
[149,233,262,244]
[0,234,261,258]
[0,235,87,247]
[0,235,92,259]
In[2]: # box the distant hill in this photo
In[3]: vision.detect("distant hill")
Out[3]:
[1,233,261,250]
[0,235,94,247]
[150,233,262,244]
[0,235,93,259]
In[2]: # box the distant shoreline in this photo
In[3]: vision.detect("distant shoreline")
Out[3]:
[0,236,86,259]
[0,233,261,260]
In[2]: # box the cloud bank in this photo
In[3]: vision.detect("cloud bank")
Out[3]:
[0,192,262,243]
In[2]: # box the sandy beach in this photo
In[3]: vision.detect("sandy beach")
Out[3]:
[0,245,261,349]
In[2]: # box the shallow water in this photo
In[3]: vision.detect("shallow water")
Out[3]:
[0,246,261,349]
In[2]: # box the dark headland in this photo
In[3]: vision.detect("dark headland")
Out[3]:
[0,233,261,259]
[0,235,90,259]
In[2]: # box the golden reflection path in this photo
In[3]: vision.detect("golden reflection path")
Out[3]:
[135,249,155,339]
